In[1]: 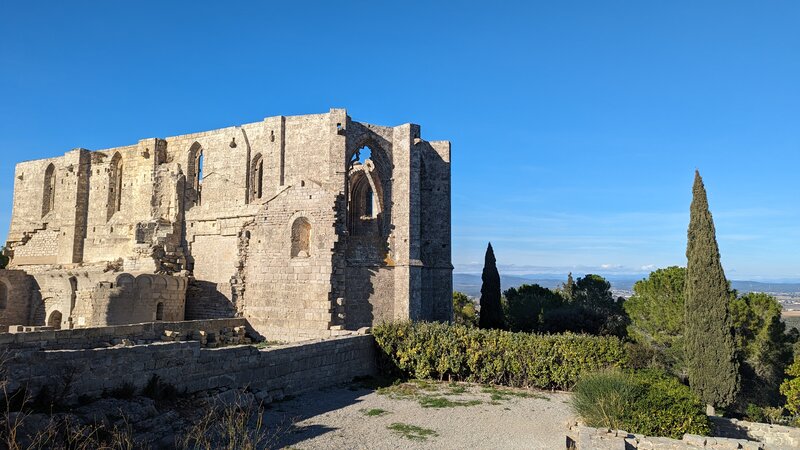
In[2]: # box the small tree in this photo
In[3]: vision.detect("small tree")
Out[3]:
[730,292,794,408]
[624,266,688,376]
[0,246,7,269]
[561,272,576,301]
[684,171,739,410]
[505,284,563,332]
[452,291,477,327]
[478,243,504,329]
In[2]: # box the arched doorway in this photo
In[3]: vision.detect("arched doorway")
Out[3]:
[47,310,62,330]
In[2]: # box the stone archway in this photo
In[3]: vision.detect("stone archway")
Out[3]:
[47,310,62,330]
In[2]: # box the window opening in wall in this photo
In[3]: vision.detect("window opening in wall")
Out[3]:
[47,310,62,330]
[193,149,204,206]
[156,302,164,321]
[350,146,372,165]
[291,217,311,258]
[0,282,7,310]
[108,153,123,220]
[42,163,56,217]
[365,189,374,218]
[256,159,264,199]
[251,154,264,201]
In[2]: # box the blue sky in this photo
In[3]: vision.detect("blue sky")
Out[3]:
[1,1,798,280]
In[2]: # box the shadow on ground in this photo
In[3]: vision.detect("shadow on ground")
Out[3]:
[264,376,394,448]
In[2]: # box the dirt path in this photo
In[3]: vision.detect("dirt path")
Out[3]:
[265,379,575,449]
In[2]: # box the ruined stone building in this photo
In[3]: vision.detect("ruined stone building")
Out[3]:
[0,109,453,340]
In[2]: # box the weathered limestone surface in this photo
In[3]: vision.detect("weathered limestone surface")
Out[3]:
[1,109,453,340]
[566,422,800,450]
[0,317,248,350]
[4,333,377,405]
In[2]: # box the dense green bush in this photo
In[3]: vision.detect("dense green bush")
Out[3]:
[372,321,626,390]
[573,370,710,439]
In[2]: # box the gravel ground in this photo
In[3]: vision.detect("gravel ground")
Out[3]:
[264,379,575,449]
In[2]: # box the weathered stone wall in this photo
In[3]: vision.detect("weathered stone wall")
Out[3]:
[3,109,453,339]
[0,270,36,328]
[4,333,376,405]
[1,317,248,350]
[566,422,800,450]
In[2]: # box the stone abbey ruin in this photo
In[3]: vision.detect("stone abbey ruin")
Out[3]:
[0,109,453,341]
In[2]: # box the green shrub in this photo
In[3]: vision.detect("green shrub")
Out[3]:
[573,369,710,439]
[573,370,643,431]
[372,321,626,390]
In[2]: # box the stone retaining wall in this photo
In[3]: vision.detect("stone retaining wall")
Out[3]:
[712,417,800,450]
[4,333,376,404]
[1,318,249,350]
[566,424,799,450]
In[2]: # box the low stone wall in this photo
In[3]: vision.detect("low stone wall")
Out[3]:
[566,425,769,449]
[0,318,249,350]
[712,417,800,450]
[4,332,376,404]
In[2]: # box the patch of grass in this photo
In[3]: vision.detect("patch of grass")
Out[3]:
[408,379,438,391]
[377,380,433,399]
[387,423,438,441]
[418,395,481,408]
[361,408,389,417]
[253,340,285,349]
[481,385,549,402]
[447,385,467,395]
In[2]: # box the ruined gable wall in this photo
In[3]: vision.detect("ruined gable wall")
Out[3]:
[342,122,397,328]
[242,185,339,341]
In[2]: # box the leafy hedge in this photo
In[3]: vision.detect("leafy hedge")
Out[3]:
[372,321,626,390]
[573,369,710,438]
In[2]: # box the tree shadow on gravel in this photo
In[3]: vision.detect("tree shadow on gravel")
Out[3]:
[264,376,397,448]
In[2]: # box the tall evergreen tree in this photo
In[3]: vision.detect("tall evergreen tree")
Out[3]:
[561,272,575,301]
[479,242,504,329]
[685,171,739,409]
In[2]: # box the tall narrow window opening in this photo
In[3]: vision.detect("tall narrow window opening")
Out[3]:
[156,302,164,321]
[194,150,204,206]
[251,154,264,201]
[107,153,123,220]
[257,159,264,199]
[42,164,56,217]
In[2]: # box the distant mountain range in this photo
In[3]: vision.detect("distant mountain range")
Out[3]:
[453,273,800,299]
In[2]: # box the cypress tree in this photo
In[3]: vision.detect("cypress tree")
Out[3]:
[685,171,739,409]
[479,242,504,329]
[562,272,575,302]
